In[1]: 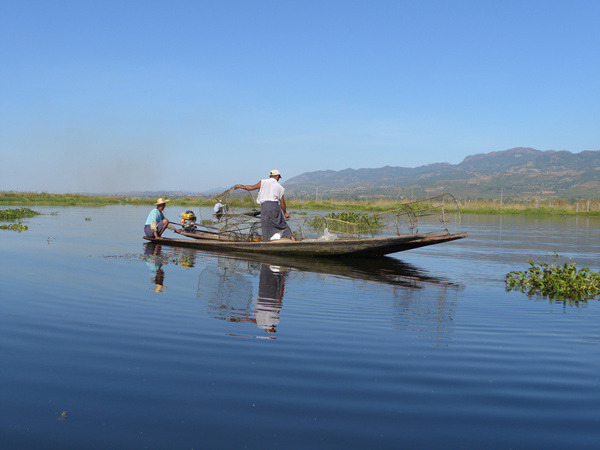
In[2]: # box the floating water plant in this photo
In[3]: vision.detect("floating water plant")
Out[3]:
[506,261,600,301]
[0,207,40,221]
[0,222,28,232]
[308,212,382,234]
[0,208,39,232]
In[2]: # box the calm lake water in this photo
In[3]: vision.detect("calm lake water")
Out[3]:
[1,206,600,449]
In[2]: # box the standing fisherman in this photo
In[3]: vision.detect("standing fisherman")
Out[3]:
[144,197,182,239]
[235,170,295,241]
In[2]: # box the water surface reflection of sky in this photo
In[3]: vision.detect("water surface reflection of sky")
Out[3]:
[2,207,600,448]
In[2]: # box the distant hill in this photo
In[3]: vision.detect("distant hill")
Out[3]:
[283,148,600,200]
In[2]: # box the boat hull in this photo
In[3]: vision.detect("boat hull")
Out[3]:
[143,232,468,257]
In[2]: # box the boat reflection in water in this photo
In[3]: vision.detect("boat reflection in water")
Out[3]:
[144,243,462,340]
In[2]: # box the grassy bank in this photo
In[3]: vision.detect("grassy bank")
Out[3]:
[457,199,600,216]
[3,191,600,216]
[0,192,412,211]
[0,192,209,207]
[287,198,600,216]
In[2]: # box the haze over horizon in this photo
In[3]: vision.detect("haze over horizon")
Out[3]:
[2,1,599,194]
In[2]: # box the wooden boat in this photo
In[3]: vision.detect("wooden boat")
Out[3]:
[149,192,468,256]
[143,231,467,257]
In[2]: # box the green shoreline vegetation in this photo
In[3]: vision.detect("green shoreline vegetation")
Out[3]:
[2,191,600,216]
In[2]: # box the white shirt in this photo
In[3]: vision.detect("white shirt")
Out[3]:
[256,178,285,204]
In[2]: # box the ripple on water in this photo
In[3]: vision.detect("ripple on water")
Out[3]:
[2,208,600,448]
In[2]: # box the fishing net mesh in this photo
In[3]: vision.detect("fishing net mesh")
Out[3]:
[192,190,461,242]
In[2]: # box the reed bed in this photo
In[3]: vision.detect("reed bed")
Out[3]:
[3,191,600,216]
[457,198,600,216]
[0,192,206,207]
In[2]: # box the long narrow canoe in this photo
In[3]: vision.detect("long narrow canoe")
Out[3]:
[143,231,467,257]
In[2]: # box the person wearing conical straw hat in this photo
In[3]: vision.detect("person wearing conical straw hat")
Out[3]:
[144,197,182,239]
[234,170,295,241]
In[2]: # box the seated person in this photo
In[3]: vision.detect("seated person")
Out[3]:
[144,197,182,239]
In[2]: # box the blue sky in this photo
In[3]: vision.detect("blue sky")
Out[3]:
[1,0,599,193]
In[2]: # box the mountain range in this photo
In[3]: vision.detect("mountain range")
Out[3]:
[283,147,600,200]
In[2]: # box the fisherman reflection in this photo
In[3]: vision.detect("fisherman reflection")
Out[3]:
[196,260,288,336]
[254,264,287,333]
[144,243,169,293]
[153,268,166,293]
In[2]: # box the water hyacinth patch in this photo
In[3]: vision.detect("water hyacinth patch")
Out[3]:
[0,207,40,221]
[0,208,39,232]
[0,222,29,232]
[506,260,600,301]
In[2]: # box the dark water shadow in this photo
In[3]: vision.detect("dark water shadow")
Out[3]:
[261,253,460,290]
[143,242,460,288]
[143,243,462,339]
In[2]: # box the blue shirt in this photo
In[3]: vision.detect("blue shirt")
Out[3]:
[145,208,165,225]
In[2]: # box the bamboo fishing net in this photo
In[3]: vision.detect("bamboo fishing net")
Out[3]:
[191,190,461,242]
[289,194,461,240]
[194,187,263,241]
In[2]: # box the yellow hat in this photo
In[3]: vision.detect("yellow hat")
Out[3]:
[155,197,170,205]
[269,169,282,177]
